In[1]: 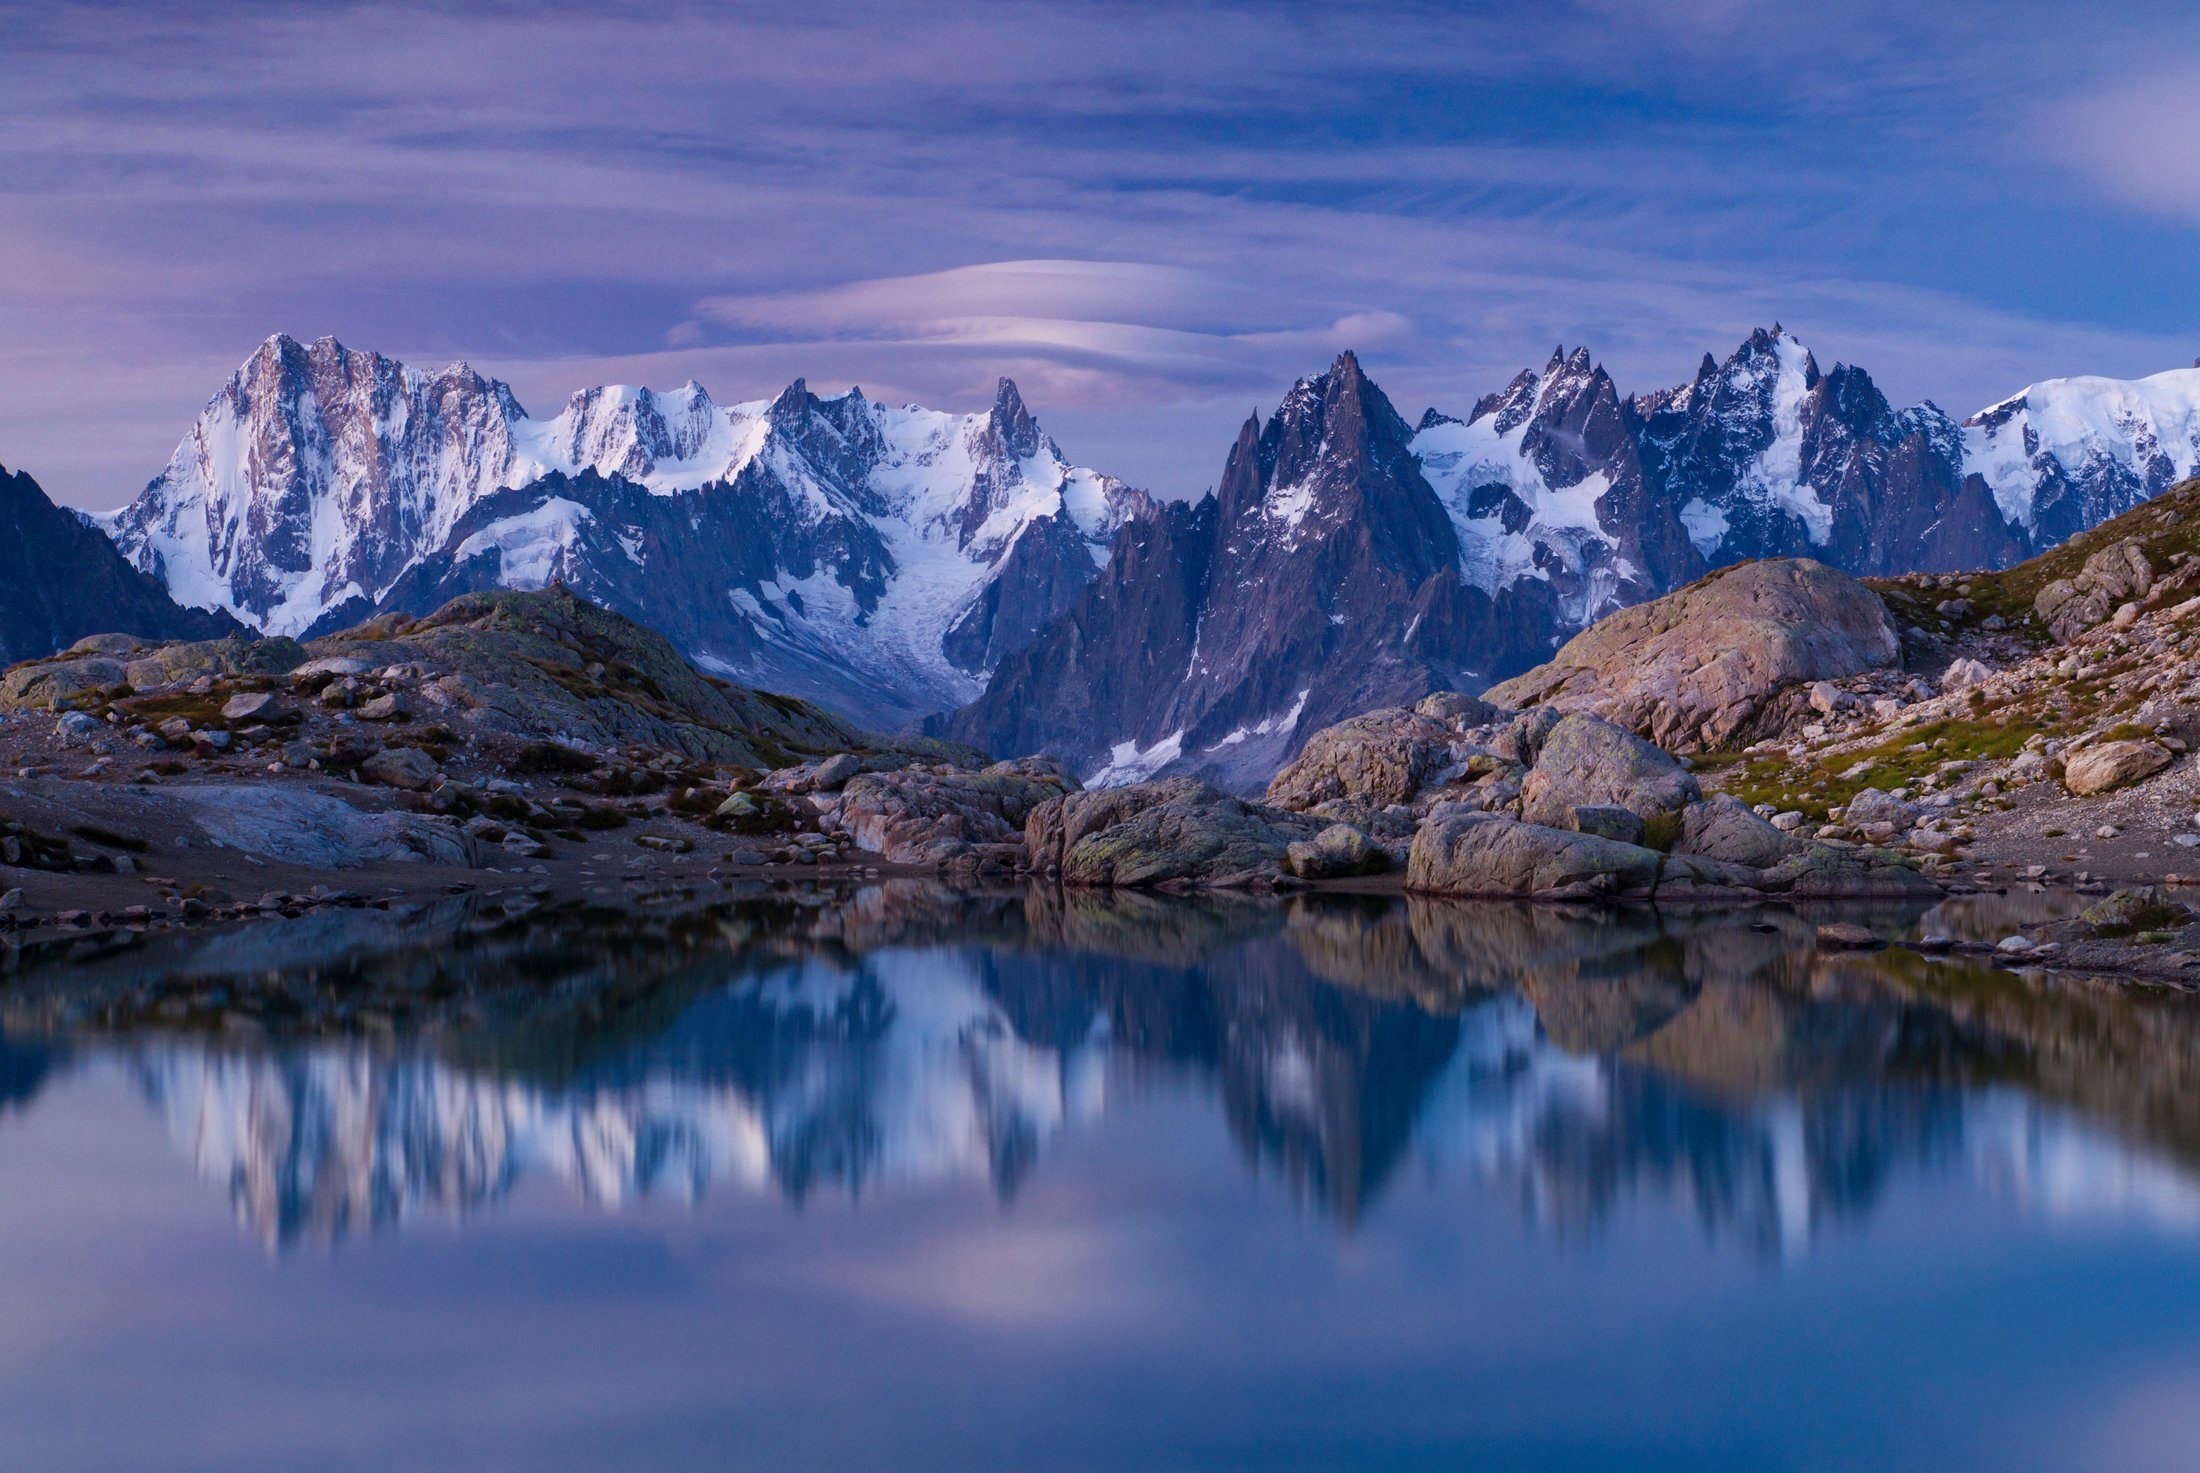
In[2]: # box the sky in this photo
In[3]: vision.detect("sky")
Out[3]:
[6,0,2200,510]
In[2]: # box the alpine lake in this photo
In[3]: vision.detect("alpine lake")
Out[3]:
[2,880,2197,1472]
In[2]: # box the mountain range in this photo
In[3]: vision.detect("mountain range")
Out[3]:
[101,333,1142,725]
[19,324,2200,782]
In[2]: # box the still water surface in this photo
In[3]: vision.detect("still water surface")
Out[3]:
[1,884,2197,1471]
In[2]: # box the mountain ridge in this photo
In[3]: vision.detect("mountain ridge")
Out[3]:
[89,327,2200,773]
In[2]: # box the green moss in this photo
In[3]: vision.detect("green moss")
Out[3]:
[1711,715,2043,821]
[1639,811,1681,853]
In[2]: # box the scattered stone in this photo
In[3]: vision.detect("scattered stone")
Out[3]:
[358,692,410,721]
[1939,657,1993,692]
[361,745,440,791]
[221,691,284,721]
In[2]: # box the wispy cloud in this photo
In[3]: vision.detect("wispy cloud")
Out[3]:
[2,0,2198,505]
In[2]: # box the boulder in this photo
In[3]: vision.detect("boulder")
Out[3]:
[292,655,374,679]
[1843,787,1920,830]
[1265,708,1464,812]
[811,752,864,790]
[1,657,127,710]
[2063,739,2173,796]
[841,758,1076,864]
[1518,713,1700,832]
[1414,691,1500,727]
[1404,811,1749,901]
[2077,887,2193,937]
[358,692,410,721]
[2034,539,2152,642]
[66,633,151,657]
[1673,794,1798,869]
[1484,559,1900,751]
[1284,824,1389,880]
[222,690,285,722]
[1026,778,1314,890]
[362,745,440,791]
[1939,657,1993,692]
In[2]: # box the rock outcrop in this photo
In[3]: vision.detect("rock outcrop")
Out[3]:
[829,758,1077,866]
[1484,559,1900,752]
[1025,779,1318,890]
[1517,713,1701,831]
[2033,538,2153,642]
[1405,794,1935,902]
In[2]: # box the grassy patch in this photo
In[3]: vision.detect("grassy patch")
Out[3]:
[1710,715,2044,822]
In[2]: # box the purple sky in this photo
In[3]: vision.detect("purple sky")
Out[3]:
[6,0,2200,508]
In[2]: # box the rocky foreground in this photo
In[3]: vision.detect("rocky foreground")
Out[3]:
[19,473,2200,980]
[0,565,1945,956]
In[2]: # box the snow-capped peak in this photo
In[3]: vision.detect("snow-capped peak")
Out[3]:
[102,338,1143,724]
[1963,365,2200,532]
[1414,344,1637,624]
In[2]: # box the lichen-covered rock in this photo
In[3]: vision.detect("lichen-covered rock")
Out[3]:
[1518,713,1700,831]
[297,588,960,769]
[840,758,1077,864]
[811,753,864,790]
[1026,778,1315,890]
[1568,803,1646,846]
[1842,787,1921,830]
[1404,811,1749,901]
[0,657,126,710]
[1265,708,1469,812]
[2076,887,2193,937]
[120,634,307,693]
[1284,823,1388,879]
[2062,738,2173,796]
[2035,539,2152,642]
[1485,559,1899,752]
[66,633,151,657]
[1673,794,1797,869]
[362,745,440,791]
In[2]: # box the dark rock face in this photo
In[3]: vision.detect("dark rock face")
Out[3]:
[949,328,2150,788]
[948,353,1509,786]
[1633,332,2025,575]
[0,462,239,664]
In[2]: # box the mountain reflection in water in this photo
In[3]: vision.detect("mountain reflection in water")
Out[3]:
[4,883,2199,1253]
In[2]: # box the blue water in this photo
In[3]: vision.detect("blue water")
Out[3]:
[0,887,2195,1472]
